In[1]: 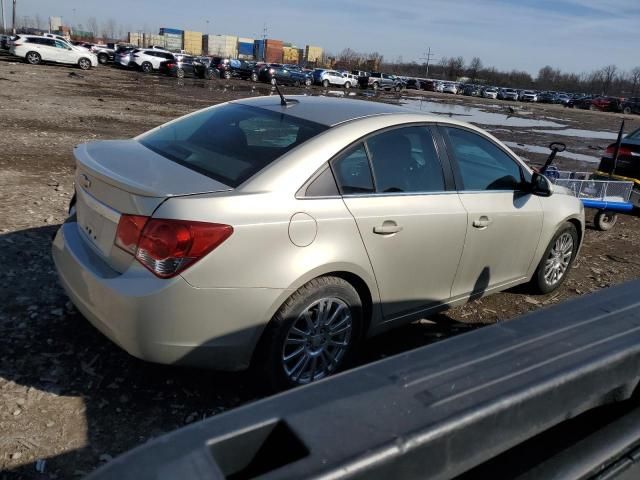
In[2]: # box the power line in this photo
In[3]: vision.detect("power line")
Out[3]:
[420,47,436,78]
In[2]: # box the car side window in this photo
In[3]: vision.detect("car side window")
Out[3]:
[45,39,56,47]
[55,40,67,49]
[366,127,445,193]
[443,127,523,191]
[331,143,375,194]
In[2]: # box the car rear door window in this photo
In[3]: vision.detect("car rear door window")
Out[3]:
[443,127,523,191]
[366,127,445,193]
[138,103,328,187]
[331,144,375,194]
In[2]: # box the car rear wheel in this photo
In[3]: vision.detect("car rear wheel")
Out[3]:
[223,70,232,80]
[176,68,185,79]
[26,51,41,65]
[623,106,632,115]
[97,53,108,65]
[372,82,379,91]
[141,62,153,73]
[255,276,362,391]
[294,80,301,87]
[589,104,598,111]
[270,77,277,86]
[322,79,330,88]
[78,58,92,70]
[344,81,351,89]
[304,78,312,86]
[531,223,578,294]
[251,72,258,82]
[594,211,618,231]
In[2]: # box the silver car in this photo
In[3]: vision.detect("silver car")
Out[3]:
[52,96,584,389]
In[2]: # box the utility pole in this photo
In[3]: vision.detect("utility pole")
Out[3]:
[0,0,5,34]
[261,23,267,62]
[12,0,16,34]
[421,47,435,78]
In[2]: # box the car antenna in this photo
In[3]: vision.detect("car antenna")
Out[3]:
[273,80,288,106]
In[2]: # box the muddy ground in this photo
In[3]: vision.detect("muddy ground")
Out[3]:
[1,51,640,479]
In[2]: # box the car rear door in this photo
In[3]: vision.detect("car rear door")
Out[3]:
[36,38,57,61]
[54,39,76,64]
[332,126,467,320]
[440,126,544,299]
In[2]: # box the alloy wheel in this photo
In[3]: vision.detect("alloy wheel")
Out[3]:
[543,232,573,286]
[281,297,353,384]
[27,52,41,64]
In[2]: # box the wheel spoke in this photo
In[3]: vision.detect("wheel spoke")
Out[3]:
[329,324,351,336]
[292,355,310,381]
[283,346,305,362]
[290,326,309,338]
[325,304,345,327]
[309,356,318,381]
[285,337,306,346]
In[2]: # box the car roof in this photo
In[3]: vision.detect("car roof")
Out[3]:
[232,95,419,127]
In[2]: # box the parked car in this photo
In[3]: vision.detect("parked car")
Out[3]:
[53,96,584,389]
[159,56,202,78]
[90,43,116,65]
[434,81,445,93]
[463,85,481,96]
[368,72,402,91]
[114,47,137,68]
[318,70,357,88]
[498,88,519,101]
[620,97,640,115]
[538,92,558,104]
[132,49,175,73]
[262,65,312,86]
[521,90,538,102]
[0,34,12,50]
[442,82,458,94]
[567,95,593,109]
[555,93,571,105]
[405,78,422,90]
[10,34,98,70]
[595,126,640,208]
[482,87,499,99]
[590,96,623,112]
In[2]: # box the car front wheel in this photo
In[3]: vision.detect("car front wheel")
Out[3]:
[255,276,362,391]
[26,51,41,65]
[78,58,92,70]
[531,223,578,294]
[98,53,108,65]
[141,62,153,73]
[322,79,330,88]
[176,68,185,79]
[623,106,632,115]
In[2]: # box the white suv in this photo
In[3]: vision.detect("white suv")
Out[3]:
[10,35,98,70]
[131,49,175,73]
[318,70,357,88]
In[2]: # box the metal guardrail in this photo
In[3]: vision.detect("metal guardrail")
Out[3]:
[87,280,640,480]
[547,170,634,203]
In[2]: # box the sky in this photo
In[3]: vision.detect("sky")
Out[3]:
[6,0,640,75]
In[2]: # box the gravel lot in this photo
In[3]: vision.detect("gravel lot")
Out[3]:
[1,52,640,479]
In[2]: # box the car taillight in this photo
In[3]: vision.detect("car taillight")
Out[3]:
[604,145,633,157]
[115,215,233,278]
[167,63,175,68]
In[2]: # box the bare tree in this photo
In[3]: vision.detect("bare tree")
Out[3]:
[629,67,640,96]
[447,56,465,80]
[468,57,482,82]
[600,65,617,95]
[34,14,43,30]
[86,17,98,37]
[105,18,116,40]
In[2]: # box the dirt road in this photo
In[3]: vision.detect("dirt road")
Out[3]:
[1,52,639,478]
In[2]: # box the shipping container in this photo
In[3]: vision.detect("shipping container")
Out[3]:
[253,40,265,61]
[305,45,323,65]
[264,39,283,63]
[127,32,143,47]
[183,30,203,55]
[143,33,165,48]
[202,34,238,57]
[159,27,183,36]
[282,46,300,64]
[237,37,254,59]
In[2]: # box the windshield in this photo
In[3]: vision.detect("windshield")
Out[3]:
[138,103,328,187]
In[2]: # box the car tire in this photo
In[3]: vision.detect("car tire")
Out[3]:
[372,82,379,91]
[254,276,362,391]
[176,68,185,79]
[594,211,618,231]
[589,104,598,111]
[623,106,632,115]
[304,78,312,86]
[25,51,41,65]
[531,223,579,294]
[223,70,232,80]
[344,81,351,89]
[294,80,301,87]
[322,79,330,88]
[141,62,153,73]
[98,53,108,65]
[394,85,400,92]
[251,72,258,82]
[78,58,92,70]
[270,77,277,86]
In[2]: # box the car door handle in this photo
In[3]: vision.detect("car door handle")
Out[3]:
[373,221,403,235]
[472,216,492,229]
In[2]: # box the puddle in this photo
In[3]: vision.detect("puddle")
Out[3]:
[532,129,618,140]
[399,98,566,128]
[504,142,600,164]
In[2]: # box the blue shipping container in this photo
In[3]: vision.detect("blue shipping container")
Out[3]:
[254,40,265,61]
[160,28,183,35]
[238,42,253,56]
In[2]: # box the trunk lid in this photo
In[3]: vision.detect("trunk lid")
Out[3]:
[73,140,232,272]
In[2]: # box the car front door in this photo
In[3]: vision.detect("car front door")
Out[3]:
[441,126,544,299]
[332,126,467,320]
[36,38,57,61]
[54,39,75,64]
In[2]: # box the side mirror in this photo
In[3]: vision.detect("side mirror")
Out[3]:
[530,172,552,197]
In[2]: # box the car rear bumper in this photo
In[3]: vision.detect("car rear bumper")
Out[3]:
[52,220,287,371]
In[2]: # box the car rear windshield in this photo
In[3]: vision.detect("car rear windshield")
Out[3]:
[138,103,328,187]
